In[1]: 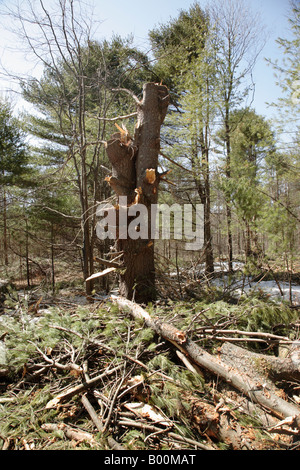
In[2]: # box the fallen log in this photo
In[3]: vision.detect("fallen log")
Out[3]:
[220,341,300,382]
[178,344,281,433]
[112,296,300,421]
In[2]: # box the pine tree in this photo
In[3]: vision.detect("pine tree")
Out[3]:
[13,0,154,293]
[220,108,276,262]
[0,100,29,267]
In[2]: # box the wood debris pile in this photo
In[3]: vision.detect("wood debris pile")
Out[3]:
[0,289,299,451]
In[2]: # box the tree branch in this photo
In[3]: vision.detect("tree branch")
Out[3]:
[87,111,138,122]
[112,88,141,105]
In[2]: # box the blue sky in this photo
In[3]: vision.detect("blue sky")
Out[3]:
[90,0,294,120]
[0,0,295,121]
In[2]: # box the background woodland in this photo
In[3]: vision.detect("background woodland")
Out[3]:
[0,0,298,294]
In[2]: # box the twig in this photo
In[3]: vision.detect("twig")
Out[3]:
[28,341,83,373]
[102,364,131,434]
[0,398,15,404]
[185,308,211,332]
[87,111,138,122]
[118,418,214,450]
[94,256,122,269]
[111,88,141,105]
[159,151,192,173]
[144,426,173,443]
[81,394,124,450]
[195,328,292,344]
[41,423,97,445]
[45,364,123,408]
[117,378,145,400]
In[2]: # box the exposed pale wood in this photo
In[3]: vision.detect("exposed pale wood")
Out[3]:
[85,267,116,282]
[176,350,204,377]
[267,415,300,436]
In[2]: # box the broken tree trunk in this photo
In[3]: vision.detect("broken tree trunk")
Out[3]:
[105,83,169,303]
[112,295,300,422]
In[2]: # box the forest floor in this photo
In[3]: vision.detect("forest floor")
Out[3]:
[0,260,300,451]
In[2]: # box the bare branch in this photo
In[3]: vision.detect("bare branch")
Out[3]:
[87,111,138,122]
[111,87,142,105]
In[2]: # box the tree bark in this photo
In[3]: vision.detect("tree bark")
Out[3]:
[225,114,233,273]
[105,83,169,303]
[2,186,8,267]
[193,131,214,276]
[220,341,300,383]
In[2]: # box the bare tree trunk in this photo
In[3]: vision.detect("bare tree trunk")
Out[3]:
[203,144,214,276]
[105,83,169,303]
[2,186,8,267]
[25,218,30,288]
[51,222,55,294]
[208,0,265,273]
[225,111,233,272]
[192,133,214,276]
